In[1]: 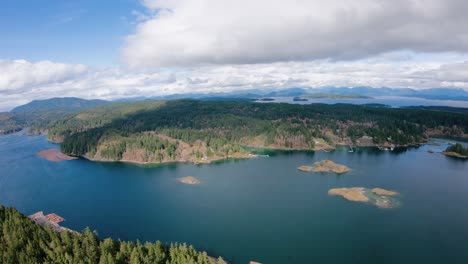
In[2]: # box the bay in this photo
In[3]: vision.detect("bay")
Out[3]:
[1,133,468,264]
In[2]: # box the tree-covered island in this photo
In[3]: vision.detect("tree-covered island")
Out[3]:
[443,143,468,159]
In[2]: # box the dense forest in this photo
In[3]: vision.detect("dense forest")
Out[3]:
[0,205,226,264]
[0,113,22,134]
[445,143,468,156]
[42,100,468,163]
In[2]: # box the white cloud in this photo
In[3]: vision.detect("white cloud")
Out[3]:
[0,60,88,93]
[1,56,468,111]
[122,0,468,67]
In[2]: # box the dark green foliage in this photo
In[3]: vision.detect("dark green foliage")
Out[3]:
[0,205,223,264]
[445,143,468,156]
[52,100,468,157]
[0,113,22,134]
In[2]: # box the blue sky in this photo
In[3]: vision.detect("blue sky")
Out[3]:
[0,0,468,111]
[0,0,143,65]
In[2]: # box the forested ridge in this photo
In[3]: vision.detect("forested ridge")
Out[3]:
[42,100,468,163]
[0,205,226,264]
[0,98,108,135]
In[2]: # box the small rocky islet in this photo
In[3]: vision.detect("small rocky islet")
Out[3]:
[297,159,400,208]
[328,187,400,208]
[177,176,201,185]
[298,160,351,174]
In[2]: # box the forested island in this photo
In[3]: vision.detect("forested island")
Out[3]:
[36,100,468,164]
[443,143,468,159]
[0,205,226,264]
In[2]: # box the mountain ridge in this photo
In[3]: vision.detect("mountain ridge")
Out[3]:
[11,97,109,113]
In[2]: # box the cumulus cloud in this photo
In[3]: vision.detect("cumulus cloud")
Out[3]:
[122,0,468,67]
[1,56,468,111]
[0,60,88,93]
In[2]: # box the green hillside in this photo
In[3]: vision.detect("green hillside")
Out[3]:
[0,98,109,135]
[42,100,468,164]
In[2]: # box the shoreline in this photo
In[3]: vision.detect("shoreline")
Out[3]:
[72,140,437,166]
[80,152,258,166]
[441,151,468,159]
[26,133,467,165]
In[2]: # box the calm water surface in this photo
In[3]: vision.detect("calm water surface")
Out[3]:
[257,96,468,108]
[1,133,468,264]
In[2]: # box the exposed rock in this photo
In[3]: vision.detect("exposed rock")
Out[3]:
[329,187,400,208]
[306,160,351,174]
[177,176,200,185]
[38,148,78,162]
[442,151,468,159]
[328,188,369,202]
[28,211,72,233]
[371,188,399,196]
[297,165,313,172]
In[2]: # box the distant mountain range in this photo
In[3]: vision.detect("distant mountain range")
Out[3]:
[5,87,468,114]
[316,87,468,101]
[115,87,468,102]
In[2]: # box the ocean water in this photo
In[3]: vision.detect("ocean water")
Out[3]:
[1,133,468,264]
[258,96,468,108]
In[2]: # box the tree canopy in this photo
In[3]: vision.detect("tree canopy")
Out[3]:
[0,205,226,264]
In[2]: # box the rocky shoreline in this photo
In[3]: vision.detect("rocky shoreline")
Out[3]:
[38,148,78,162]
[442,151,468,159]
[81,151,257,165]
[40,136,466,166]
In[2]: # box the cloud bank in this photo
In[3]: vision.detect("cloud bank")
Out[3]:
[0,60,88,93]
[1,0,468,111]
[123,0,468,67]
[1,57,468,111]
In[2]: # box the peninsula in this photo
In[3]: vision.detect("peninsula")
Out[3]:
[4,100,465,165]
[38,148,78,162]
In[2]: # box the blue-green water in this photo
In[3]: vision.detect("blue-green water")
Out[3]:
[1,133,468,264]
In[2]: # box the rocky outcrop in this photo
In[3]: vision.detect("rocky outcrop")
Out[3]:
[38,148,78,162]
[177,176,200,185]
[442,151,468,159]
[329,187,400,208]
[298,160,351,174]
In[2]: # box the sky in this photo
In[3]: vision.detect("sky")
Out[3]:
[1,0,468,110]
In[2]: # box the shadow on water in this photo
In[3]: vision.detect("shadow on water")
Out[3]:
[443,155,468,164]
[340,145,421,157]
